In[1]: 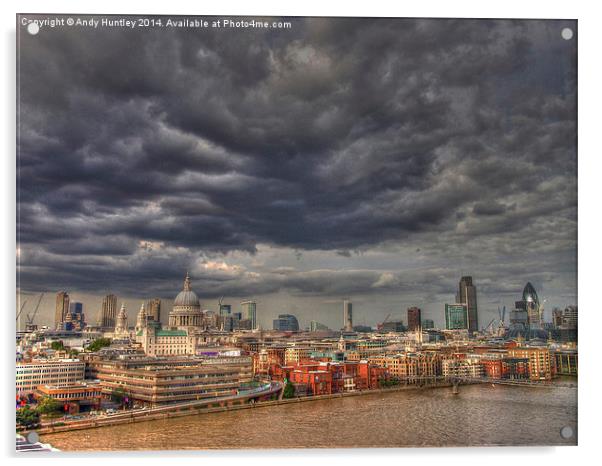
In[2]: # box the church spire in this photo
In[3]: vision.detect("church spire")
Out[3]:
[184,271,191,291]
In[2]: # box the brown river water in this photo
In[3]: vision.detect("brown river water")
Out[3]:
[42,381,577,450]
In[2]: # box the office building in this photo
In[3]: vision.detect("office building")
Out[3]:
[16,359,86,394]
[445,304,468,330]
[146,298,161,322]
[273,314,300,332]
[456,276,478,333]
[422,319,435,329]
[98,294,118,329]
[54,291,70,330]
[241,301,257,329]
[407,307,422,332]
[522,282,542,329]
[90,356,253,406]
[343,300,353,331]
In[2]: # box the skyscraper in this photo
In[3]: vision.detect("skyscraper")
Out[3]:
[98,294,118,329]
[241,301,257,329]
[343,300,353,331]
[522,282,542,329]
[54,291,70,330]
[146,298,161,322]
[456,276,478,333]
[445,304,468,330]
[407,307,422,332]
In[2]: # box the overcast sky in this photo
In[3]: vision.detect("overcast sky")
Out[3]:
[17,16,577,330]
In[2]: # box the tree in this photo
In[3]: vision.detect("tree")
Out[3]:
[86,337,112,352]
[282,381,295,399]
[37,396,61,415]
[16,406,40,429]
[110,386,127,404]
[50,340,65,351]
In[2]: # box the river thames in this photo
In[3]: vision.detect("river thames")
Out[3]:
[43,381,577,450]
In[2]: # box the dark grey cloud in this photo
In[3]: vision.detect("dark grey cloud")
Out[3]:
[17,16,577,321]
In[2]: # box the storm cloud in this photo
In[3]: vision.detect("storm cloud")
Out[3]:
[17,16,577,327]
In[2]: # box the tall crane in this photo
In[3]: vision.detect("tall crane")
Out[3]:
[25,293,44,332]
[16,299,28,322]
[377,313,391,331]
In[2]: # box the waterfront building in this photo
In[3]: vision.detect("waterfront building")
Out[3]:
[508,347,552,380]
[273,314,300,332]
[55,291,70,330]
[35,382,102,413]
[369,353,441,380]
[146,298,161,323]
[441,358,484,378]
[554,349,578,376]
[407,307,422,332]
[422,319,435,329]
[169,272,203,329]
[241,301,257,329]
[456,276,478,333]
[91,356,253,406]
[445,304,468,330]
[114,303,129,335]
[16,359,86,394]
[98,294,118,329]
[343,300,353,331]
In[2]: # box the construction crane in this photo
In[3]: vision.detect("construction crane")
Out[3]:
[16,299,28,322]
[377,313,391,331]
[25,293,44,332]
[484,318,496,333]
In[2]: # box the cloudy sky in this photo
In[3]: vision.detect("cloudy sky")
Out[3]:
[17,16,577,330]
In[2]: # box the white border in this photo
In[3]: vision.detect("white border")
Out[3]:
[3,1,600,465]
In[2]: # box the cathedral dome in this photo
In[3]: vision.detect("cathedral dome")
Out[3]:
[173,272,200,308]
[169,272,202,329]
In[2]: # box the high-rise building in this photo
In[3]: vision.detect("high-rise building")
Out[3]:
[422,319,435,329]
[407,307,422,332]
[219,304,232,316]
[445,304,468,330]
[146,298,161,323]
[552,308,564,328]
[522,282,542,329]
[562,305,577,329]
[272,314,300,332]
[241,301,257,329]
[98,294,118,329]
[54,291,70,330]
[343,300,353,331]
[67,302,85,330]
[456,276,478,333]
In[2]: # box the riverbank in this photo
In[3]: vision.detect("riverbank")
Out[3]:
[38,380,456,436]
[41,381,578,450]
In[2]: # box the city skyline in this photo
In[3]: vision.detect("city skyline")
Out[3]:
[17,17,577,329]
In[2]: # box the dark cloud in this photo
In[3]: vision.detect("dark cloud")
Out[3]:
[17,16,577,321]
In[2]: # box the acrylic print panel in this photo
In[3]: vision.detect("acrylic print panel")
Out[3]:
[15,14,577,451]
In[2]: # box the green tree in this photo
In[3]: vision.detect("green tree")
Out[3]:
[86,337,112,352]
[110,386,127,404]
[282,381,295,399]
[37,396,61,415]
[50,340,65,351]
[16,406,40,429]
